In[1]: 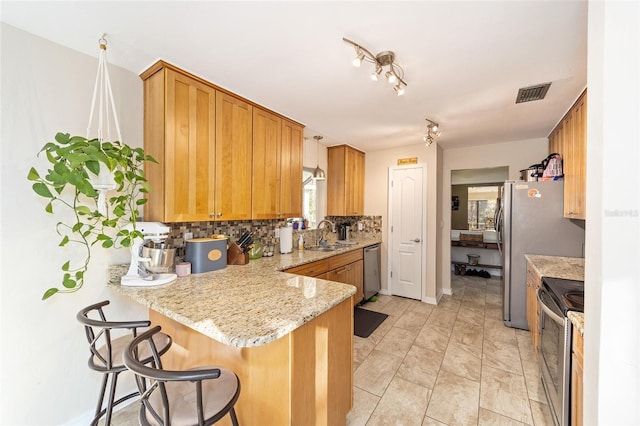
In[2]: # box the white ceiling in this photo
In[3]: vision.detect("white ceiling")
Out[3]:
[1,1,587,152]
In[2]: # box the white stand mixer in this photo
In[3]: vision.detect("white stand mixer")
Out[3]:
[121,222,177,287]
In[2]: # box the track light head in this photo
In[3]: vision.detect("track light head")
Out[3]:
[352,51,365,67]
[394,84,405,96]
[423,119,441,147]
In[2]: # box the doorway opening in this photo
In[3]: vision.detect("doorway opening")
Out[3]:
[450,167,508,277]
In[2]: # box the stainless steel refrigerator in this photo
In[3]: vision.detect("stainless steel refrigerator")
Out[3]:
[497,180,585,329]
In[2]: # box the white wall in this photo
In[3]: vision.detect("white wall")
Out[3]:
[0,24,147,424]
[440,138,549,291]
[585,1,639,423]
[364,142,439,300]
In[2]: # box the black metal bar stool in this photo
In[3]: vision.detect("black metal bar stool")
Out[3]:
[77,300,172,426]
[124,325,241,426]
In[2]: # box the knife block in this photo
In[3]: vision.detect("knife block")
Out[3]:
[227,242,249,265]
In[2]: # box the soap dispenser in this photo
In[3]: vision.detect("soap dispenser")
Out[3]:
[298,234,305,250]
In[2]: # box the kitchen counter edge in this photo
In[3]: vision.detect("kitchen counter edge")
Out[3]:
[108,239,379,348]
[524,254,584,281]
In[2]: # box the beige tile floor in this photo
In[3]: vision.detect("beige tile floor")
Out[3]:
[104,274,554,425]
[348,274,554,426]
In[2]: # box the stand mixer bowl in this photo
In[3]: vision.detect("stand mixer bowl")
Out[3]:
[141,241,176,273]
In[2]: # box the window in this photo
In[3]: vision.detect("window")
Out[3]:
[467,186,499,230]
[303,169,318,228]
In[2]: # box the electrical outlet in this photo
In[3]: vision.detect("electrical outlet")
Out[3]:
[275,228,280,238]
[184,232,193,241]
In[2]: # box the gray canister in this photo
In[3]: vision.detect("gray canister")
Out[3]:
[185,237,228,273]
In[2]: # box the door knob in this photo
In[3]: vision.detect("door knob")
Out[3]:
[413,238,421,242]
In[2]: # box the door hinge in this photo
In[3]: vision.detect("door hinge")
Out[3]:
[391,225,393,232]
[390,271,393,278]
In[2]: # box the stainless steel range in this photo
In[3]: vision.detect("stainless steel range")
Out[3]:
[538,277,584,426]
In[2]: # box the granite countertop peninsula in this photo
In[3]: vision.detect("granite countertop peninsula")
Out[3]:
[108,238,380,348]
[524,254,584,281]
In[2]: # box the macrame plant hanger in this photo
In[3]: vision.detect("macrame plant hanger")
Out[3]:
[86,34,122,214]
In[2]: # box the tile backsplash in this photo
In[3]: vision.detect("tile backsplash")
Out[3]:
[165,215,382,259]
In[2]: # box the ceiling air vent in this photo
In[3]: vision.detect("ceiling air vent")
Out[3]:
[515,83,551,104]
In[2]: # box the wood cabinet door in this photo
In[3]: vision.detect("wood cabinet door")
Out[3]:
[215,92,253,220]
[280,119,303,218]
[569,93,587,220]
[526,261,542,352]
[163,69,216,222]
[252,108,282,219]
[572,327,584,425]
[327,145,365,216]
[345,148,365,215]
[349,259,364,305]
[327,146,346,216]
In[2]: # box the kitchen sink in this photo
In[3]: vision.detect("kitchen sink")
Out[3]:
[307,245,341,252]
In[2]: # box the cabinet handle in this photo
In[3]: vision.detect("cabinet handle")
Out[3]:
[209,212,216,218]
[217,212,223,217]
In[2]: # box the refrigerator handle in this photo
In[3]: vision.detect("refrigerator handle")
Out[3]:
[496,204,503,256]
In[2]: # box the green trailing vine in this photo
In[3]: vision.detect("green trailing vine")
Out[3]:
[27,132,157,300]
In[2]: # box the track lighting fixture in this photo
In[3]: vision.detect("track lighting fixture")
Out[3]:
[423,119,441,147]
[343,37,407,96]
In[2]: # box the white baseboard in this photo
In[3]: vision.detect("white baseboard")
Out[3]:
[422,296,438,305]
[378,288,390,295]
[443,288,453,296]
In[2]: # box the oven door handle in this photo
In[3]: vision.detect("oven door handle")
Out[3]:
[537,288,564,325]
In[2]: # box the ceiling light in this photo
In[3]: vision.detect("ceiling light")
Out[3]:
[312,136,326,180]
[352,51,365,67]
[343,37,407,95]
[386,71,397,84]
[394,83,405,96]
[371,66,382,81]
[423,118,441,147]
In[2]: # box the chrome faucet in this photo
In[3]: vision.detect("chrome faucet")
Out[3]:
[316,219,335,246]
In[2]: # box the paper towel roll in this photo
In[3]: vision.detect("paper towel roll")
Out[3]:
[279,226,293,254]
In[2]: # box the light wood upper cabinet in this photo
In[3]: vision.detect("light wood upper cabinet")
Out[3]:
[142,61,304,223]
[252,110,303,219]
[252,108,282,219]
[548,90,587,220]
[280,119,303,218]
[215,92,253,220]
[327,145,365,216]
[143,67,216,222]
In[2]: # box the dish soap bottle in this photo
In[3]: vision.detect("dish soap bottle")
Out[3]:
[298,234,305,251]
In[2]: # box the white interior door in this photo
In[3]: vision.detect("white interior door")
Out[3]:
[389,165,425,300]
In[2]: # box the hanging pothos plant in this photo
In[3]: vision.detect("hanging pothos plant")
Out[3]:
[27,132,157,300]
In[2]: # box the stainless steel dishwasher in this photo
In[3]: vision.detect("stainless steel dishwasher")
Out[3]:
[363,243,381,301]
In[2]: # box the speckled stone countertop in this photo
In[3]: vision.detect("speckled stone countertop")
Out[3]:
[108,239,380,348]
[525,254,585,335]
[525,254,584,281]
[568,311,584,336]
